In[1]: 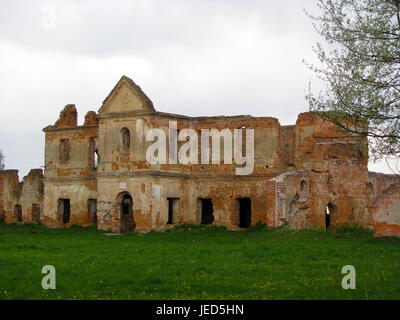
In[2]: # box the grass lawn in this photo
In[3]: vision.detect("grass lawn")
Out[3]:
[0,222,399,300]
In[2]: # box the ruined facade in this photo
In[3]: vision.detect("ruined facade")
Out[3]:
[1,75,399,237]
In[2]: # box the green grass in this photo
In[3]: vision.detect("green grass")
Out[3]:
[0,222,399,300]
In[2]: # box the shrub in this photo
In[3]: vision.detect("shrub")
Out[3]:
[247,221,268,232]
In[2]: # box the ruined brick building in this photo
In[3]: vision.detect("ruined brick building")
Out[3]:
[1,75,399,236]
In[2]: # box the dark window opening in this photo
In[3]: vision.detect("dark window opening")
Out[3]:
[167,198,179,224]
[15,205,22,222]
[32,204,40,223]
[199,198,214,225]
[60,139,71,163]
[58,199,70,225]
[238,198,252,228]
[88,199,97,225]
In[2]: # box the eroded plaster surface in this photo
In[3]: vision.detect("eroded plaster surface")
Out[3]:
[1,75,399,236]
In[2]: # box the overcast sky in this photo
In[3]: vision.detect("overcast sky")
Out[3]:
[0,0,395,178]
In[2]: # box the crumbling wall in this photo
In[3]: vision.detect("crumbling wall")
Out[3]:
[266,170,311,229]
[19,169,44,223]
[96,174,271,233]
[0,169,45,224]
[368,172,400,237]
[32,77,400,236]
[293,112,370,229]
[84,111,99,126]
[42,179,97,228]
[43,111,99,179]
[54,104,78,128]
[0,170,20,223]
[96,87,281,233]
[96,112,280,177]
[41,108,99,228]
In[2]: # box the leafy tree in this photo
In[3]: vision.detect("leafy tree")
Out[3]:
[305,0,400,168]
[0,150,4,170]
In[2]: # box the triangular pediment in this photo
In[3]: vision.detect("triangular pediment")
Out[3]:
[98,75,155,114]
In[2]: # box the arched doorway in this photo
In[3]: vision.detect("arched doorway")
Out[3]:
[325,203,337,230]
[117,192,135,233]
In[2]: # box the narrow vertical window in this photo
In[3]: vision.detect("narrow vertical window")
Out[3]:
[120,127,130,152]
[90,137,98,169]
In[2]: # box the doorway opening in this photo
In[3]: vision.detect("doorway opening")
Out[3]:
[58,199,70,225]
[88,199,97,225]
[199,198,214,225]
[118,193,135,233]
[326,203,337,230]
[32,204,40,223]
[167,198,179,224]
[15,205,22,222]
[237,198,252,228]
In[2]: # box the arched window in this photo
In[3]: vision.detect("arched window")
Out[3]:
[120,127,130,151]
